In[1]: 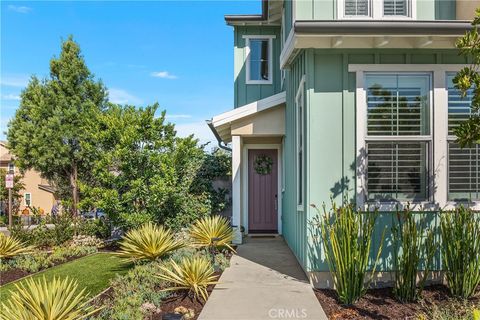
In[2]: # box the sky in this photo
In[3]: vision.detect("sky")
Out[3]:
[0,0,261,146]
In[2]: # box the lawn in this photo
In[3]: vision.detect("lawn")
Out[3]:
[0,253,132,301]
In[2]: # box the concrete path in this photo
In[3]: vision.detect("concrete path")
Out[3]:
[198,237,328,320]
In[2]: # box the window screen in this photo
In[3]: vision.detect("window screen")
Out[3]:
[345,0,370,16]
[384,0,408,16]
[248,39,269,81]
[365,74,431,202]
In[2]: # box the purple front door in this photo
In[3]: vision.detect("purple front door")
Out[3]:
[248,149,278,233]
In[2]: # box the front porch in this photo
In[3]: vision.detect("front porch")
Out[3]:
[208,92,286,243]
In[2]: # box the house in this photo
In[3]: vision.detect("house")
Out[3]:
[0,141,57,215]
[208,0,480,288]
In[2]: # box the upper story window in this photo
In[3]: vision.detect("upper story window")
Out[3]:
[339,0,414,19]
[243,35,275,85]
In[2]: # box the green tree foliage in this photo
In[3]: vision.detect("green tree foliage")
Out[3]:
[7,36,107,215]
[80,103,231,230]
[453,9,480,146]
[0,168,25,215]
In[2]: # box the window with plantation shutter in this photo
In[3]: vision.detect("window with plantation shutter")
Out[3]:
[339,0,413,19]
[365,74,431,202]
[447,73,478,201]
[345,0,370,16]
[383,0,408,16]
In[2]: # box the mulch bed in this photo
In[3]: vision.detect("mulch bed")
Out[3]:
[314,285,479,320]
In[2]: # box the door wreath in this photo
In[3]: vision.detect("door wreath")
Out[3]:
[254,154,273,175]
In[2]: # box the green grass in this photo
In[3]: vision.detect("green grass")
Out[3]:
[0,253,132,301]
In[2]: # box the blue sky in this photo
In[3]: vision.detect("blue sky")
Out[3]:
[1,0,260,145]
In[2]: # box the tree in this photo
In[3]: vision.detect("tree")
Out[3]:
[453,9,480,147]
[7,37,107,215]
[0,169,25,216]
[79,103,231,230]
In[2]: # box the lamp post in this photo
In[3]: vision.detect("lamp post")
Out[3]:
[5,168,14,228]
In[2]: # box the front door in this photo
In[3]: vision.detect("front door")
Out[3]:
[248,149,278,233]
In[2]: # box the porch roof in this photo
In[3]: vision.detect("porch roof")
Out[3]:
[207,91,286,145]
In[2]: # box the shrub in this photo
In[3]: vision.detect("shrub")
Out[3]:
[157,256,218,302]
[70,235,104,248]
[418,299,480,320]
[116,222,184,262]
[77,219,112,239]
[440,207,480,299]
[189,215,234,252]
[392,210,436,302]
[10,250,50,273]
[0,233,33,259]
[0,276,101,320]
[9,214,74,247]
[93,261,168,320]
[311,202,384,305]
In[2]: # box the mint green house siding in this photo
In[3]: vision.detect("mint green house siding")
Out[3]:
[233,26,282,108]
[280,49,466,273]
[282,52,308,268]
[292,0,450,21]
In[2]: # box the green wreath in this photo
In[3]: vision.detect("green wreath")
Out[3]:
[254,154,273,175]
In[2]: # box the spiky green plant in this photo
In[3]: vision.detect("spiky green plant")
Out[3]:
[116,222,184,262]
[189,215,235,252]
[392,209,436,302]
[440,207,480,299]
[157,256,218,302]
[311,201,385,305]
[0,276,101,320]
[0,233,33,259]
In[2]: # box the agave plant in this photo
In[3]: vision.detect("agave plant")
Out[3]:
[116,222,184,262]
[157,256,218,302]
[0,233,33,259]
[189,215,235,252]
[0,276,101,320]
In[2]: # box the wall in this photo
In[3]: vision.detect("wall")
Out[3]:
[456,0,480,20]
[293,0,442,21]
[282,51,308,271]
[303,48,467,273]
[233,26,282,108]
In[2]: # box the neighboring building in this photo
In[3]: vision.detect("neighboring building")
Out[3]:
[0,141,57,215]
[209,0,480,287]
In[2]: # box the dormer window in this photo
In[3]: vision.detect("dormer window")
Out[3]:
[339,0,414,19]
[243,35,275,85]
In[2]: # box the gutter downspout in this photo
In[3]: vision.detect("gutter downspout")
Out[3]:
[206,120,232,152]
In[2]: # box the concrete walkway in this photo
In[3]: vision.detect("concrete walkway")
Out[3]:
[198,237,328,320]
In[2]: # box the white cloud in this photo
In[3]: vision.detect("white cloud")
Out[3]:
[174,121,216,146]
[1,75,30,88]
[108,88,143,105]
[2,94,20,101]
[150,71,178,79]
[8,5,32,13]
[165,114,192,120]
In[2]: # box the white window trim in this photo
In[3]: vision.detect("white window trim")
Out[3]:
[350,64,470,211]
[24,193,32,207]
[296,76,306,211]
[243,35,275,85]
[337,0,416,20]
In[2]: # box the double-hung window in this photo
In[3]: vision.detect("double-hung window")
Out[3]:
[447,73,478,201]
[296,78,305,208]
[244,35,274,84]
[339,0,413,19]
[365,73,431,202]
[24,193,31,207]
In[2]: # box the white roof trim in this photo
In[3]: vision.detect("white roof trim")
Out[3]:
[212,91,286,128]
